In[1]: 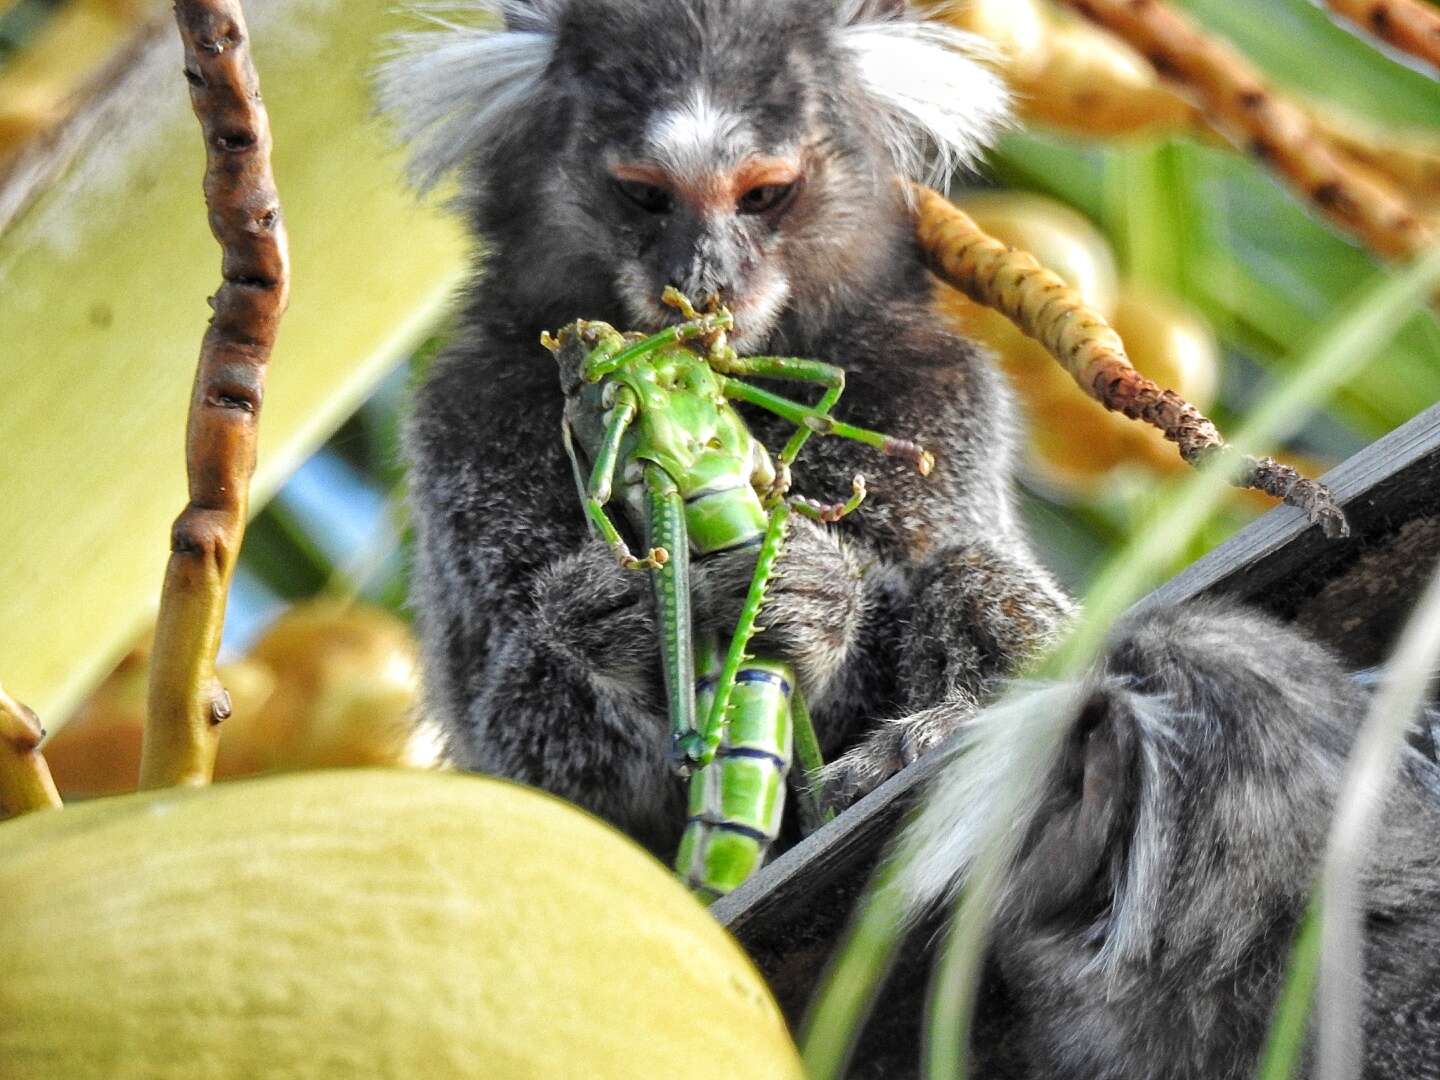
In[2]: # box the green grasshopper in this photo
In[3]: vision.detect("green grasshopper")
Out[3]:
[543,289,932,902]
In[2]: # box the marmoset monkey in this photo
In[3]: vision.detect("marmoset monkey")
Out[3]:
[899,600,1440,1079]
[382,6,1440,1071]
[380,0,1072,854]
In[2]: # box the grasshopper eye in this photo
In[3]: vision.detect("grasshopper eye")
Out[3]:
[736,182,796,216]
[614,179,674,215]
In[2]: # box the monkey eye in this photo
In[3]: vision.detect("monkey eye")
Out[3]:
[614,179,674,214]
[736,182,796,216]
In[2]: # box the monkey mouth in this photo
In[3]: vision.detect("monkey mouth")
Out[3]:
[615,263,791,353]
[721,281,790,351]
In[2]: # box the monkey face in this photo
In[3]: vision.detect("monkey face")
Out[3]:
[381,0,1009,340]
[538,0,920,349]
[552,2,828,348]
[604,143,802,351]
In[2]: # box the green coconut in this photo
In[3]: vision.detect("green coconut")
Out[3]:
[0,770,801,1079]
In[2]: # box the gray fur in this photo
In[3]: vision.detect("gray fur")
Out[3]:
[395,0,1066,858]
[380,0,1007,198]
[900,601,1440,1079]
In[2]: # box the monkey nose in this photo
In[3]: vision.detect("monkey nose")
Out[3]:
[666,265,718,302]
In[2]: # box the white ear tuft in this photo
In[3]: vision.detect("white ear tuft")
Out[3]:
[838,7,1011,192]
[375,2,564,192]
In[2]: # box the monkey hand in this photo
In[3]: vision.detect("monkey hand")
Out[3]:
[690,518,868,699]
[815,697,977,812]
[530,540,661,689]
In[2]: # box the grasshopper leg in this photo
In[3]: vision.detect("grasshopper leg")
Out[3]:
[584,294,735,382]
[584,387,666,570]
[643,464,702,771]
[697,501,792,769]
[720,376,935,476]
[790,474,868,524]
[704,353,849,469]
[561,418,593,524]
[789,688,835,835]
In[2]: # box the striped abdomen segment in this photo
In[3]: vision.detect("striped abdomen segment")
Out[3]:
[676,644,795,902]
[684,479,768,558]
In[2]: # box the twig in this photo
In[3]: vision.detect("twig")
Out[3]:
[0,682,62,817]
[140,0,289,789]
[1323,0,1440,74]
[1057,0,1437,263]
[914,185,1349,537]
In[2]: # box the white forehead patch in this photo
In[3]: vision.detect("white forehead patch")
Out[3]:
[644,88,752,184]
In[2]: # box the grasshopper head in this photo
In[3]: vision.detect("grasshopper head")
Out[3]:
[542,318,624,397]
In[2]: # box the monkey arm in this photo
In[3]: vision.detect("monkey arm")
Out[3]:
[897,538,1075,710]
[460,616,685,858]
[818,538,1075,808]
[758,305,1078,808]
[407,342,684,851]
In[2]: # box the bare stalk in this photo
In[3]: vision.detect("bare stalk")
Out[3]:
[1056,0,1437,264]
[140,0,289,789]
[0,683,62,817]
[914,185,1349,537]
[1323,0,1440,74]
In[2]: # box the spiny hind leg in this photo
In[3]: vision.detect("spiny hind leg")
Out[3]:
[696,502,792,768]
[644,465,699,769]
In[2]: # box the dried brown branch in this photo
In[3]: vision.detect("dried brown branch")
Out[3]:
[931,1,1440,209]
[1056,0,1437,263]
[140,0,289,789]
[0,682,61,817]
[1324,0,1440,74]
[914,185,1350,537]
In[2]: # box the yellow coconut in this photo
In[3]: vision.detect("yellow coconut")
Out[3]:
[921,0,1050,79]
[44,602,439,798]
[0,770,801,1080]
[226,600,436,775]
